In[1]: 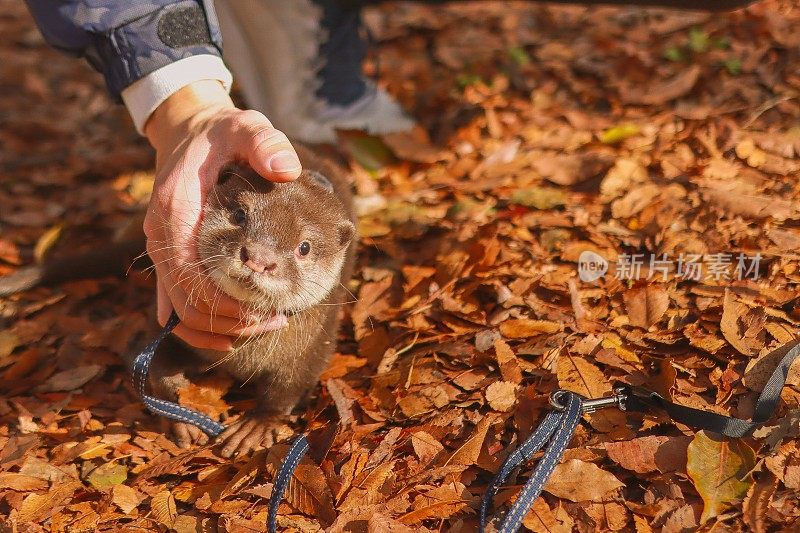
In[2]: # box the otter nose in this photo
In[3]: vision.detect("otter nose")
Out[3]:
[240,246,278,274]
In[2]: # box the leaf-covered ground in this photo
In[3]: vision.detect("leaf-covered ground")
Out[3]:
[2,1,800,531]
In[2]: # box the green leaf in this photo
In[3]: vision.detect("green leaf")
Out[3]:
[664,46,684,62]
[510,187,568,210]
[599,123,640,144]
[456,73,484,90]
[508,46,531,66]
[86,462,128,490]
[688,27,710,53]
[540,229,572,252]
[338,130,396,172]
[712,36,730,50]
[687,431,755,523]
[724,58,742,75]
[447,197,496,220]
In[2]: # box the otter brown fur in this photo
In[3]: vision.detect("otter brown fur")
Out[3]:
[159,147,356,456]
[0,146,357,457]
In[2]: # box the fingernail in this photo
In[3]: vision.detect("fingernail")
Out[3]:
[268,150,301,173]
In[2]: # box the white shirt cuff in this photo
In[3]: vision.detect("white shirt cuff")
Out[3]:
[121,55,233,135]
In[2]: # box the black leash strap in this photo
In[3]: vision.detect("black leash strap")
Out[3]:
[131,311,226,437]
[621,339,800,439]
[478,337,800,532]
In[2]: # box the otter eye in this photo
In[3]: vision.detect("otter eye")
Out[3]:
[297,241,311,257]
[232,208,246,226]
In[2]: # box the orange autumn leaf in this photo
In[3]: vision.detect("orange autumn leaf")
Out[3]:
[687,431,755,523]
[499,318,561,338]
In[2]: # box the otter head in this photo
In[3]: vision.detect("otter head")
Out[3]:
[198,164,354,314]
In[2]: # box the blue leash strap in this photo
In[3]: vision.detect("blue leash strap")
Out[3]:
[267,434,311,533]
[132,312,799,531]
[131,310,226,437]
[131,311,312,533]
[479,410,561,530]
[496,392,583,533]
[479,338,800,532]
[480,391,590,533]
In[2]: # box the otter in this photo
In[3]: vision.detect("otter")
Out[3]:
[0,146,357,457]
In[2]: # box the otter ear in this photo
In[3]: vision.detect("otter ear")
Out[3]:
[337,220,355,249]
[308,170,334,193]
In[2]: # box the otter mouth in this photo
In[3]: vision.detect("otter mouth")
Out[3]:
[206,265,299,314]
[204,256,336,317]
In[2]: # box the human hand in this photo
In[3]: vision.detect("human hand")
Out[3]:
[143,80,300,350]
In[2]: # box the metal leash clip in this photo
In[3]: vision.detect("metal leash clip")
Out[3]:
[549,386,628,414]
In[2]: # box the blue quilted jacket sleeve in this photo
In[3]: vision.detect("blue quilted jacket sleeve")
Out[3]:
[24,0,224,100]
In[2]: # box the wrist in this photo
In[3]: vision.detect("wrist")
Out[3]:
[145,80,234,151]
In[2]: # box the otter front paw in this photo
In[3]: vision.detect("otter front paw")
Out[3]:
[164,419,210,449]
[162,420,208,448]
[215,414,290,458]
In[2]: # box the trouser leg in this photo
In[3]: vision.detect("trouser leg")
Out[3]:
[214,0,752,145]
[214,0,414,144]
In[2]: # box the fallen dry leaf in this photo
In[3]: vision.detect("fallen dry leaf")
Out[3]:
[0,330,20,361]
[522,497,574,533]
[623,284,670,329]
[447,415,494,467]
[721,290,763,356]
[411,431,444,465]
[3,2,800,531]
[111,484,140,514]
[543,459,624,502]
[150,491,178,529]
[0,472,49,491]
[742,473,777,533]
[176,376,232,420]
[698,178,799,221]
[532,152,614,186]
[620,64,701,105]
[687,431,755,523]
[16,481,81,524]
[33,364,103,392]
[286,460,337,525]
[499,319,561,339]
[604,436,690,474]
[33,224,62,263]
[485,380,517,411]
